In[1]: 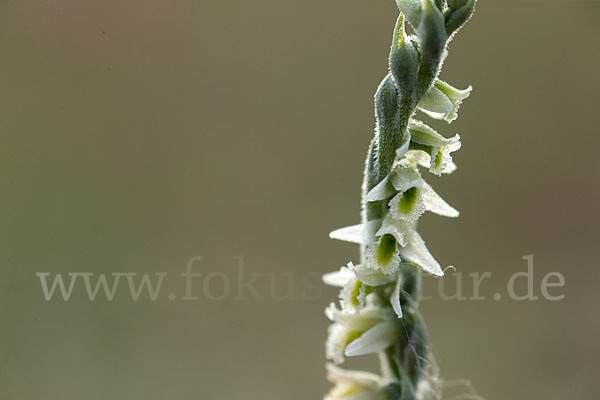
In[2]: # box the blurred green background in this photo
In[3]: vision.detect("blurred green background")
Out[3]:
[1,0,599,399]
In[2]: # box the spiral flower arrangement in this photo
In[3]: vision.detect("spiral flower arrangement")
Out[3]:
[322,1,477,399]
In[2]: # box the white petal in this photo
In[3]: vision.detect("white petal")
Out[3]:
[322,266,355,287]
[387,188,426,223]
[330,220,381,245]
[436,80,472,101]
[389,161,423,193]
[325,363,382,388]
[398,230,443,276]
[340,277,367,311]
[365,236,401,275]
[444,160,458,174]
[405,150,457,174]
[325,303,392,331]
[417,86,453,120]
[408,120,450,147]
[430,134,461,175]
[365,175,395,202]
[421,182,459,218]
[351,263,398,287]
[325,364,386,400]
[345,321,399,357]
[390,277,403,318]
[376,215,413,247]
[326,323,351,364]
[417,80,472,123]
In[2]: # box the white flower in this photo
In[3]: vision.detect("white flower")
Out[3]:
[428,134,461,176]
[389,159,423,192]
[323,265,368,312]
[340,276,368,311]
[324,364,387,400]
[365,234,401,275]
[376,215,413,247]
[366,159,422,202]
[367,161,459,227]
[374,218,445,277]
[408,120,462,175]
[325,303,398,363]
[388,186,426,223]
[417,80,472,123]
[405,149,457,174]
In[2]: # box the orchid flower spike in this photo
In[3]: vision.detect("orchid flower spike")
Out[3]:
[322,2,477,398]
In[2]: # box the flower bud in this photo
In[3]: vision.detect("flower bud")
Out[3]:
[445,0,476,35]
[416,0,447,95]
[375,75,404,178]
[389,15,419,103]
[395,0,422,30]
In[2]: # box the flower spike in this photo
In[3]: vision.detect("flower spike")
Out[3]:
[323,3,477,398]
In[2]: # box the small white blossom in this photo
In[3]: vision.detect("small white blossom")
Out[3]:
[428,134,461,176]
[367,161,458,229]
[344,320,399,357]
[405,150,457,174]
[339,276,368,311]
[408,120,462,175]
[323,267,368,312]
[417,80,472,123]
[325,303,398,363]
[365,234,401,275]
[389,159,423,192]
[376,215,413,247]
[388,186,426,223]
[324,364,387,400]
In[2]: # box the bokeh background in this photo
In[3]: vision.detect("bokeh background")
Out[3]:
[1,1,599,399]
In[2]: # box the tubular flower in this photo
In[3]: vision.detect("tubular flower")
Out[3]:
[322,1,477,399]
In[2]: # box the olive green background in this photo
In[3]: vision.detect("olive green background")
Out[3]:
[1,1,599,399]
